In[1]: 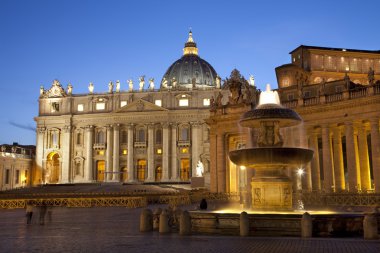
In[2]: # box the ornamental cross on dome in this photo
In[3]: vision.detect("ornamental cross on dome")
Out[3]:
[43,79,67,98]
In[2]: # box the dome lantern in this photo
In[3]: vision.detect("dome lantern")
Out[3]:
[183,30,199,56]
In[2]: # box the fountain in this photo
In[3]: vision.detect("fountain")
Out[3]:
[229,84,313,209]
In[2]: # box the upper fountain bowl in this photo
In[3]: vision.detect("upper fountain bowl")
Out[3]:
[240,103,302,128]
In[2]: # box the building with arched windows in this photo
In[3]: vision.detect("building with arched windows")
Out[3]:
[34,31,229,185]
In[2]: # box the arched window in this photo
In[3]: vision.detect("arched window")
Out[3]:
[97,131,105,144]
[121,130,128,144]
[156,129,162,144]
[138,129,145,142]
[76,132,82,145]
[180,127,189,141]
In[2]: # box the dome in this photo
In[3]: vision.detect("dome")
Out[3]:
[160,31,219,89]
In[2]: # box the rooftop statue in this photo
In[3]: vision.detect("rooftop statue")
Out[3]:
[215,75,221,88]
[116,80,120,92]
[128,79,133,92]
[149,78,154,90]
[249,74,255,86]
[88,82,94,94]
[161,77,168,89]
[108,81,113,93]
[139,76,145,91]
[67,83,73,95]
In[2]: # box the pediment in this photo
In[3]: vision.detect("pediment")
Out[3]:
[115,99,168,113]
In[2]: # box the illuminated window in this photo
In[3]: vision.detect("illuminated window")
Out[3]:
[155,100,162,106]
[51,102,60,112]
[96,102,105,110]
[77,104,84,111]
[122,149,127,155]
[283,78,289,87]
[157,148,162,154]
[203,98,210,106]
[15,170,19,184]
[179,99,189,107]
[97,150,105,155]
[181,148,189,154]
[120,101,127,107]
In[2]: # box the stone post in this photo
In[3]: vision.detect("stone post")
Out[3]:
[159,209,170,233]
[162,123,170,181]
[363,213,378,240]
[345,122,359,192]
[127,124,135,182]
[322,125,334,192]
[240,211,249,236]
[333,126,345,191]
[106,125,113,181]
[179,211,192,236]
[370,119,380,193]
[301,212,313,238]
[140,209,153,232]
[84,125,94,182]
[171,123,178,181]
[153,208,162,231]
[147,124,155,182]
[112,124,120,182]
[358,125,371,191]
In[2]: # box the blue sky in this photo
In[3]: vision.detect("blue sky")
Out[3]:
[1,0,379,145]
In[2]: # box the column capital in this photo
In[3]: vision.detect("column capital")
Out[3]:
[63,125,72,133]
[345,121,354,127]
[113,123,120,130]
[369,118,379,126]
[105,124,113,130]
[84,125,94,132]
[190,121,202,127]
[170,122,178,128]
[127,123,135,130]
[37,126,46,134]
[162,122,170,128]
[147,123,155,129]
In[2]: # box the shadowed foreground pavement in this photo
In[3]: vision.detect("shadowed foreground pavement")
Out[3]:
[0,207,379,253]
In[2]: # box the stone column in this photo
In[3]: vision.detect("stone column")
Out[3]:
[345,122,359,192]
[217,132,226,193]
[333,126,345,191]
[61,125,72,183]
[322,125,334,192]
[358,125,371,191]
[106,125,113,182]
[147,124,155,181]
[162,123,170,181]
[35,127,46,185]
[370,118,380,193]
[127,124,135,182]
[191,122,201,178]
[171,123,178,181]
[113,124,120,182]
[84,125,94,182]
[310,131,321,191]
[209,132,217,192]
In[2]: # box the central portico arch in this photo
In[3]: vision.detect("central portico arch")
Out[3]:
[46,152,60,184]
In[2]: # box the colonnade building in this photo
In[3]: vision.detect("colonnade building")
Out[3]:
[209,45,380,194]
[34,32,229,185]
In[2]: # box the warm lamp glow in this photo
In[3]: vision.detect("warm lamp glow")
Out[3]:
[297,168,304,176]
[258,84,281,105]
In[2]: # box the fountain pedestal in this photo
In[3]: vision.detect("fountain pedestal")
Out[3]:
[251,178,292,209]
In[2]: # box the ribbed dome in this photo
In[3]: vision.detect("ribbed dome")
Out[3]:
[160,31,219,89]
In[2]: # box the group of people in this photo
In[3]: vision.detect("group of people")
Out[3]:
[25,200,52,225]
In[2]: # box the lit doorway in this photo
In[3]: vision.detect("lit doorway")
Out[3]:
[46,152,60,183]
[137,159,146,182]
[180,158,190,181]
[96,160,105,182]
[155,166,162,182]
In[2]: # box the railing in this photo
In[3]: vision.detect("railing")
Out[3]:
[134,142,146,148]
[325,92,343,103]
[303,97,319,106]
[177,141,191,147]
[93,143,106,150]
[374,84,380,94]
[0,196,147,209]
[349,88,367,99]
[301,192,380,207]
[282,100,298,109]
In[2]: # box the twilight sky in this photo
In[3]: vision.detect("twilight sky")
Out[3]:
[0,0,379,145]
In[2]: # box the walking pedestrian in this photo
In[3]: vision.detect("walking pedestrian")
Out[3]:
[39,200,47,225]
[25,200,33,225]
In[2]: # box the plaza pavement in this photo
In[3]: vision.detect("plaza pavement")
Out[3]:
[0,206,379,253]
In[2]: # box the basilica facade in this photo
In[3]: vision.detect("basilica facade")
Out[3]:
[34,32,229,185]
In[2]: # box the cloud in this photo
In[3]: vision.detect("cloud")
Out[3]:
[9,121,36,132]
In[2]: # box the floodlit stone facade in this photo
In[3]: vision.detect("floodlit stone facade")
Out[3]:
[34,32,229,185]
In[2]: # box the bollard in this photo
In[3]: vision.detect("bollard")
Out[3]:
[301,212,312,238]
[159,209,170,233]
[363,213,378,240]
[179,211,192,236]
[153,208,162,231]
[240,211,249,236]
[140,209,153,232]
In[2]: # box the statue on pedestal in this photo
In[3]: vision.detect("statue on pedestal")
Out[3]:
[139,76,145,91]
[249,74,255,86]
[108,81,113,93]
[195,160,204,177]
[161,77,168,89]
[149,78,155,90]
[128,79,133,92]
[67,83,73,95]
[88,82,94,94]
[215,75,221,88]
[116,80,120,92]
[40,85,45,96]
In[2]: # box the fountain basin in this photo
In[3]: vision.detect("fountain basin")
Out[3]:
[229,147,314,167]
